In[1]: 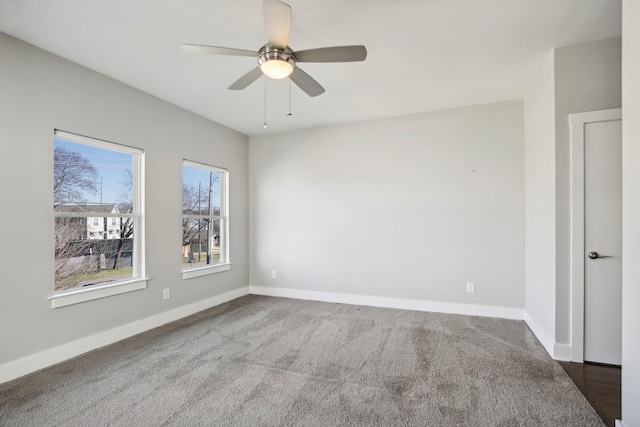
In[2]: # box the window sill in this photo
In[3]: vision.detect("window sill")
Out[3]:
[182,263,231,280]
[49,278,148,308]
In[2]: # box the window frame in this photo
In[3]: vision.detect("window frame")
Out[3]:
[182,159,230,279]
[50,130,147,308]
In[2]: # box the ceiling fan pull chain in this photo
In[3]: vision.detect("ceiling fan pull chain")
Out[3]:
[263,81,268,129]
[287,79,292,117]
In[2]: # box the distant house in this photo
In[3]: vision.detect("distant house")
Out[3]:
[54,204,123,240]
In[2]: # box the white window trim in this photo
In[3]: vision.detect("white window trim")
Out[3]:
[52,130,147,308]
[182,262,231,280]
[49,279,147,308]
[182,160,229,278]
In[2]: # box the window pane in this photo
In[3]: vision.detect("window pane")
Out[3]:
[54,137,133,212]
[212,171,221,215]
[211,218,222,263]
[182,166,221,215]
[53,131,143,297]
[182,218,213,267]
[54,216,134,291]
[182,162,226,271]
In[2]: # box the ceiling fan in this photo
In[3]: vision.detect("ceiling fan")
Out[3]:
[181,0,367,97]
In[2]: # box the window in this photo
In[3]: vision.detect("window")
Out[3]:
[182,160,229,278]
[52,130,146,307]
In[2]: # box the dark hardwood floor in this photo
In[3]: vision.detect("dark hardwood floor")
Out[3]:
[559,361,621,427]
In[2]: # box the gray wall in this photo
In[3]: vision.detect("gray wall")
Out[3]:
[0,33,249,365]
[522,37,621,350]
[249,101,525,309]
[621,1,640,424]
[553,37,622,344]
[524,52,557,340]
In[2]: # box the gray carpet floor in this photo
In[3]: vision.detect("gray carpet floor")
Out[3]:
[0,295,604,426]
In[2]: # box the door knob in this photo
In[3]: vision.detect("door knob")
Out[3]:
[588,251,611,260]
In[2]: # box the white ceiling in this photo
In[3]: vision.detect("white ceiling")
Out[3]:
[0,0,621,136]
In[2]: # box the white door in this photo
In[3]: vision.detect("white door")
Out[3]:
[583,119,622,366]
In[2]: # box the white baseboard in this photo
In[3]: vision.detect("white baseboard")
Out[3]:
[2,286,570,385]
[615,420,625,427]
[0,286,249,385]
[523,311,572,361]
[553,343,572,361]
[523,311,554,356]
[249,285,524,320]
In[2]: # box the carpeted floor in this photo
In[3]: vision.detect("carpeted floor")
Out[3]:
[0,295,603,426]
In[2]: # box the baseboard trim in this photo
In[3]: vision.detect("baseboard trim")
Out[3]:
[553,343,572,361]
[523,311,571,361]
[3,287,565,385]
[249,286,524,320]
[0,286,250,385]
[615,420,625,427]
[523,311,554,356]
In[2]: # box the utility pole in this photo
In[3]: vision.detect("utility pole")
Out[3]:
[208,172,214,264]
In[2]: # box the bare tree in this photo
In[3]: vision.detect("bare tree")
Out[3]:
[53,147,99,206]
[53,147,100,288]
[113,169,133,269]
[112,217,133,269]
[182,182,207,248]
[54,216,96,290]
[182,172,221,264]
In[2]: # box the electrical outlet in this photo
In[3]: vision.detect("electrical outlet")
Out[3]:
[271,270,277,279]
[466,282,475,293]
[163,288,171,300]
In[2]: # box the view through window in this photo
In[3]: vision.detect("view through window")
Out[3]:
[53,131,142,291]
[182,161,228,270]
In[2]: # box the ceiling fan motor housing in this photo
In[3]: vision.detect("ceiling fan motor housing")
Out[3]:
[258,44,297,79]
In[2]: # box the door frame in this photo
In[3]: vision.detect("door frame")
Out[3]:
[569,108,622,363]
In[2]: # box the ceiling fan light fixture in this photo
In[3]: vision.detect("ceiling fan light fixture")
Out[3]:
[260,59,293,79]
[258,44,296,80]
[182,0,367,96]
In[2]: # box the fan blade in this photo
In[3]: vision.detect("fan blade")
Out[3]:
[295,45,367,63]
[290,67,325,97]
[263,0,291,49]
[228,67,263,90]
[181,44,256,57]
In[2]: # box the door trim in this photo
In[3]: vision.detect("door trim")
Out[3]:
[569,108,622,362]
